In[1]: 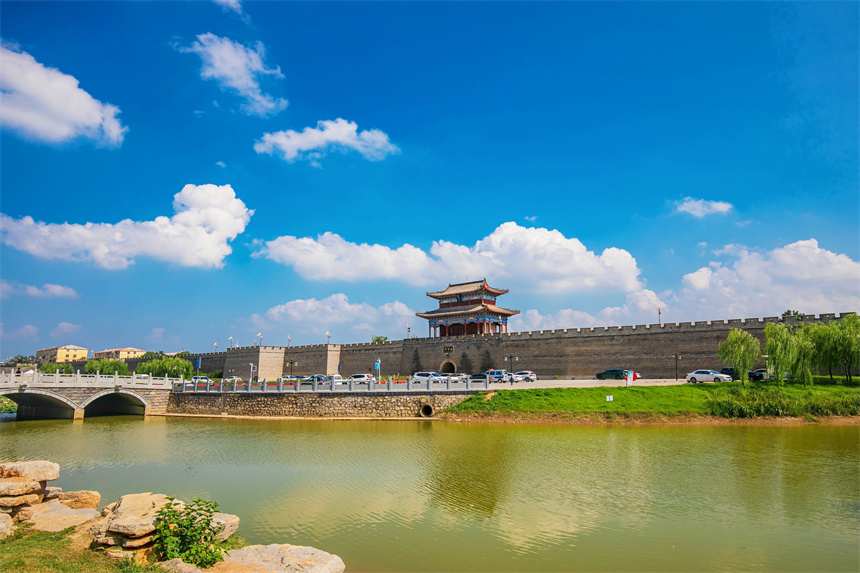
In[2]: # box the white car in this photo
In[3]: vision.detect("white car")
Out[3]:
[222,376,242,384]
[686,370,732,384]
[412,372,445,384]
[516,371,537,382]
[346,374,373,384]
[190,376,212,385]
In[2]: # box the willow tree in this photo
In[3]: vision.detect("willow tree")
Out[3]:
[83,359,129,376]
[717,328,761,385]
[790,325,817,386]
[764,322,795,385]
[833,314,860,384]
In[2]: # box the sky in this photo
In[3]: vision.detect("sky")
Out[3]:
[1,1,858,359]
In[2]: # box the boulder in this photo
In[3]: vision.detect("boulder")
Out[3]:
[214,544,345,573]
[59,490,100,510]
[0,477,41,497]
[212,512,240,542]
[0,513,13,539]
[0,461,60,482]
[158,558,203,573]
[44,486,62,501]
[0,493,43,508]
[104,492,171,538]
[24,500,99,532]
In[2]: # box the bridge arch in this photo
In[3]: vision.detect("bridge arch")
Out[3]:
[0,389,80,420]
[81,389,149,417]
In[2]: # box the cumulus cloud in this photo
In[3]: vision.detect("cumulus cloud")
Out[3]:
[50,322,80,337]
[0,42,127,145]
[511,289,668,331]
[178,33,287,117]
[0,280,78,299]
[0,184,253,269]
[674,197,733,218]
[0,323,39,342]
[254,118,399,166]
[212,0,249,22]
[676,239,860,318]
[251,294,415,340]
[256,222,642,295]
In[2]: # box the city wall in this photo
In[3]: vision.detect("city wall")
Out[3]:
[178,313,852,380]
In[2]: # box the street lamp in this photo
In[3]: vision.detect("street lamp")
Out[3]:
[673,354,681,381]
[249,363,257,383]
[286,360,298,378]
[504,355,519,385]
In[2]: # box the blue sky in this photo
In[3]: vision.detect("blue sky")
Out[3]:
[1,1,858,359]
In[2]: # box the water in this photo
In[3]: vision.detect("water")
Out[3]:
[1,416,858,572]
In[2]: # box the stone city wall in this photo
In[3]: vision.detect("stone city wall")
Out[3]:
[167,392,470,418]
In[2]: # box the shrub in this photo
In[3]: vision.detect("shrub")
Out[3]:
[153,497,224,568]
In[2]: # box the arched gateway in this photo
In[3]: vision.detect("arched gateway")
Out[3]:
[416,279,519,338]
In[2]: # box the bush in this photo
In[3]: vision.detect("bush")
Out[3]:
[706,387,860,418]
[153,497,224,568]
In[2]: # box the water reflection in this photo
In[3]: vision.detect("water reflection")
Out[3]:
[1,417,857,572]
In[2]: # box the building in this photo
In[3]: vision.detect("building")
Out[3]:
[415,280,520,337]
[93,347,146,361]
[36,345,89,364]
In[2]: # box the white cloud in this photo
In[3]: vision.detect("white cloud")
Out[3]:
[216,161,226,168]
[0,42,127,145]
[254,118,399,166]
[676,239,860,318]
[251,294,415,339]
[256,222,642,295]
[146,328,166,343]
[0,323,39,342]
[511,289,668,331]
[178,33,287,117]
[674,197,733,218]
[212,0,249,22]
[50,322,80,337]
[0,280,78,299]
[0,184,253,269]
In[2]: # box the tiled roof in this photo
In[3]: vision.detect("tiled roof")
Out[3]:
[426,279,509,298]
[37,345,87,352]
[416,303,519,319]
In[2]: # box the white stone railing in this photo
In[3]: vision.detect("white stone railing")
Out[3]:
[173,377,489,394]
[0,370,178,390]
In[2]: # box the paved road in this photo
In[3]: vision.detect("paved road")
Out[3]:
[495,378,688,389]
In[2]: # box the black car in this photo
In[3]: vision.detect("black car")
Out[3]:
[720,367,739,381]
[750,368,767,381]
[596,369,626,380]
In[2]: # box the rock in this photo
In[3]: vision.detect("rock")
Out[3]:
[105,492,171,538]
[12,504,37,521]
[44,486,62,501]
[59,490,100,510]
[0,513,14,539]
[211,544,345,573]
[158,558,203,573]
[123,533,155,548]
[212,512,240,542]
[0,493,43,508]
[0,477,42,497]
[0,461,60,482]
[24,500,99,532]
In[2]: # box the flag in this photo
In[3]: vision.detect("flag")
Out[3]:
[214,343,218,349]
[287,335,291,343]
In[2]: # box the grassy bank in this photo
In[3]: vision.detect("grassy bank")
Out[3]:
[0,396,16,413]
[443,380,860,422]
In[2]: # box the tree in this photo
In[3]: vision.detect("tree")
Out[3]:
[833,314,860,384]
[717,328,761,385]
[781,309,804,322]
[371,335,389,343]
[141,351,165,360]
[136,357,193,378]
[789,325,816,386]
[38,362,73,374]
[83,359,129,376]
[808,322,840,381]
[764,323,795,385]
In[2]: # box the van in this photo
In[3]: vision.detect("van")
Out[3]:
[485,369,509,383]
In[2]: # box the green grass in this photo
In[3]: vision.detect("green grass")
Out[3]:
[0,523,246,573]
[445,380,860,419]
[0,396,16,413]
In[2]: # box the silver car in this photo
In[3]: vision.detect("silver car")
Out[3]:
[686,370,732,383]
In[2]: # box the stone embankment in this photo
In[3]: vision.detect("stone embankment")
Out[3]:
[0,461,345,573]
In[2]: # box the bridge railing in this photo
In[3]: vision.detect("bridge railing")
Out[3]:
[172,377,490,394]
[0,370,181,389]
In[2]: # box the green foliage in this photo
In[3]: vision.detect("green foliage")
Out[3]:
[38,362,74,374]
[789,325,816,386]
[140,351,165,360]
[0,524,134,572]
[706,386,860,418]
[83,359,129,376]
[833,314,860,384]
[371,335,389,343]
[0,396,17,413]
[781,309,804,322]
[717,328,760,384]
[764,323,795,385]
[136,357,193,378]
[153,497,225,568]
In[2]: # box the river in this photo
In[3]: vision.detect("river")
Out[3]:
[1,416,858,572]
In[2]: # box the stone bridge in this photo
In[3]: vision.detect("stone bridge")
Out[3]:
[0,371,176,420]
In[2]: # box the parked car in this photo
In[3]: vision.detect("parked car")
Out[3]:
[469,373,489,384]
[278,376,298,382]
[686,370,732,383]
[750,368,767,381]
[302,374,327,383]
[596,369,626,380]
[346,374,372,384]
[413,372,445,383]
[222,376,242,384]
[516,370,537,382]
[485,369,510,383]
[326,375,346,384]
[190,376,212,385]
[447,373,467,383]
[508,372,525,383]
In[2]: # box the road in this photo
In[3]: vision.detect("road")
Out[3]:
[498,378,688,389]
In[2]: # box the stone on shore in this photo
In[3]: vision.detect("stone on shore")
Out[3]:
[44,486,62,501]
[0,477,42,497]
[213,512,240,542]
[24,500,99,532]
[0,461,60,482]
[157,544,346,573]
[103,492,172,538]
[59,490,100,510]
[0,513,13,539]
[0,493,43,508]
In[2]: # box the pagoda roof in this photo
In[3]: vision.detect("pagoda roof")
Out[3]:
[416,303,519,319]
[426,279,509,299]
